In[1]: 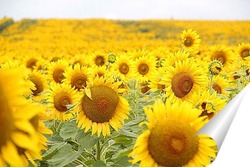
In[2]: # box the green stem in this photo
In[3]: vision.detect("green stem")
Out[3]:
[96,141,101,161]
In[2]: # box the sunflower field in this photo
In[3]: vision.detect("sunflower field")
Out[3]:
[0,17,250,167]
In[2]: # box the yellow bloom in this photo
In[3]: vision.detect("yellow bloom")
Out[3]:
[206,45,234,70]
[237,42,250,60]
[162,50,189,67]
[161,59,208,103]
[63,63,91,91]
[89,65,111,79]
[129,100,217,167]
[132,54,157,82]
[211,75,230,97]
[46,59,69,84]
[0,68,48,166]
[29,70,48,101]
[77,77,130,137]
[181,29,201,55]
[47,83,80,121]
[110,53,134,82]
[90,51,108,67]
[189,90,227,120]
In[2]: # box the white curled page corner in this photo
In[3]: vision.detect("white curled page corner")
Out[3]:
[196,84,250,167]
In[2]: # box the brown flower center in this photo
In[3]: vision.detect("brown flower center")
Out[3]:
[199,102,215,119]
[213,51,226,64]
[119,63,129,74]
[30,75,44,96]
[212,84,222,94]
[95,56,105,66]
[184,37,194,47]
[81,85,119,123]
[54,92,72,112]
[140,82,150,93]
[0,85,14,147]
[240,49,250,59]
[26,58,37,70]
[53,68,65,83]
[71,73,87,90]
[148,119,199,166]
[138,63,149,75]
[172,72,193,98]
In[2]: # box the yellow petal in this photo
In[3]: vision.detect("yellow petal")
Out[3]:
[11,132,39,151]
[1,141,25,167]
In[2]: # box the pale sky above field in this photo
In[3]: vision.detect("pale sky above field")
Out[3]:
[0,0,249,20]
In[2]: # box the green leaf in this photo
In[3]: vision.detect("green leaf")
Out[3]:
[84,159,95,166]
[112,146,133,159]
[92,160,106,167]
[76,131,99,149]
[113,156,132,167]
[59,120,78,140]
[47,144,83,167]
[42,142,67,160]
[118,129,138,138]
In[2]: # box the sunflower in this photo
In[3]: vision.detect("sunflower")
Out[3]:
[63,63,91,91]
[0,68,48,166]
[89,65,111,79]
[211,75,230,97]
[236,42,250,60]
[189,91,227,120]
[129,100,217,167]
[47,83,80,121]
[1,60,35,96]
[18,52,44,71]
[161,50,190,67]
[205,45,234,70]
[161,59,208,103]
[77,77,130,137]
[71,53,90,67]
[223,59,249,88]
[28,70,48,101]
[132,55,157,82]
[148,68,166,93]
[181,29,201,55]
[46,59,69,84]
[208,59,224,76]
[90,51,107,67]
[110,53,134,82]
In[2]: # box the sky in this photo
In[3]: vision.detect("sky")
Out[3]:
[0,0,250,21]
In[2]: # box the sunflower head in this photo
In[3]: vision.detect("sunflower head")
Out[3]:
[181,29,201,54]
[148,119,199,166]
[82,85,119,123]
[111,54,134,82]
[77,77,130,136]
[108,53,116,63]
[47,59,69,84]
[172,72,194,98]
[63,64,90,91]
[133,55,157,82]
[211,75,229,96]
[47,83,80,121]
[0,68,49,166]
[209,45,234,68]
[208,59,223,75]
[237,42,250,60]
[29,71,46,97]
[91,52,107,67]
[130,100,217,167]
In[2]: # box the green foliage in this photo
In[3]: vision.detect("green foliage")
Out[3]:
[0,18,14,32]
[39,79,164,166]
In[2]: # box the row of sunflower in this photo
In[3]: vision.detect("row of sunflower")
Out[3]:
[0,18,250,167]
